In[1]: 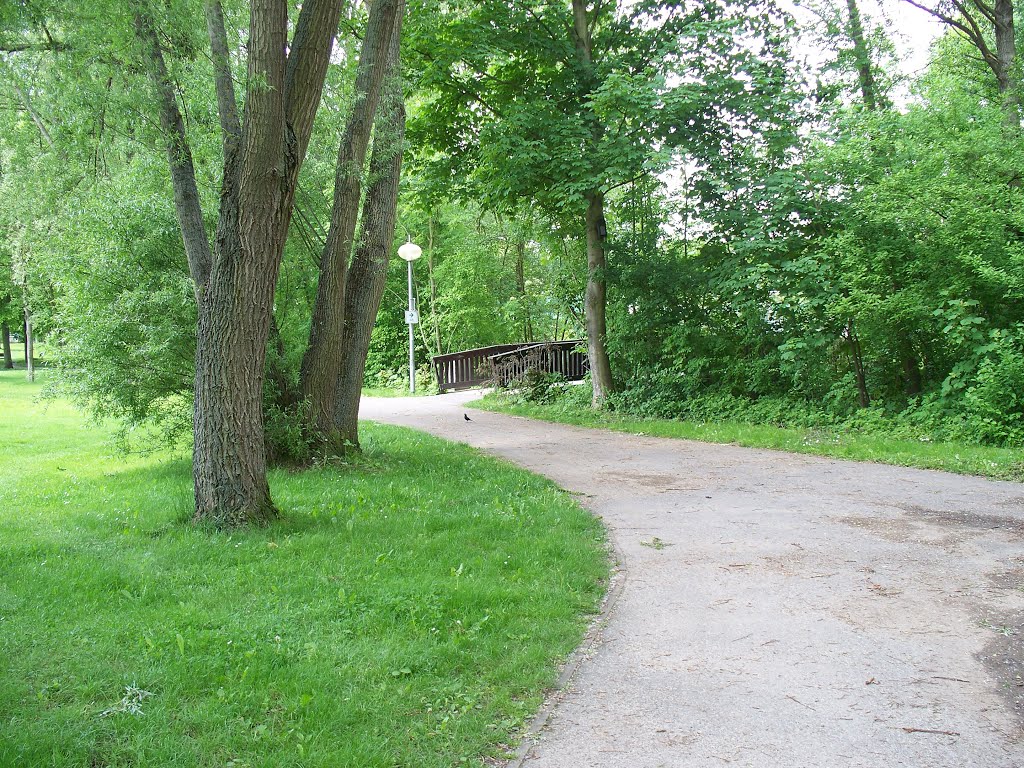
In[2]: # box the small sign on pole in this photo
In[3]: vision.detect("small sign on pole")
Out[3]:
[405,309,419,325]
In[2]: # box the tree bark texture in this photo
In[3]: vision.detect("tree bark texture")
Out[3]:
[334,29,405,448]
[993,0,1020,124]
[584,191,614,406]
[191,0,289,527]
[142,0,341,527]
[1,321,12,369]
[300,0,400,447]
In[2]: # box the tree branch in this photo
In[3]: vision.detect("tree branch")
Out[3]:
[204,1,240,144]
[0,40,66,53]
[134,10,213,295]
[9,79,54,148]
[284,0,345,171]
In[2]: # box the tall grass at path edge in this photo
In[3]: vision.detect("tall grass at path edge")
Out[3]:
[471,391,1024,482]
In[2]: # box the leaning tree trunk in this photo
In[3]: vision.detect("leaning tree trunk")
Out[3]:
[334,28,405,448]
[300,0,400,450]
[2,321,12,369]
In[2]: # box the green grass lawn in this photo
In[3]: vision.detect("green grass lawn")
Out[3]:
[0,371,608,767]
[472,393,1024,482]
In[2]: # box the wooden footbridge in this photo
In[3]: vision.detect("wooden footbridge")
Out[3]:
[432,340,588,393]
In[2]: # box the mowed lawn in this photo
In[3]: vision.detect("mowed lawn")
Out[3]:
[0,370,608,767]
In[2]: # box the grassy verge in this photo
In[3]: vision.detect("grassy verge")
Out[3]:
[472,393,1024,482]
[361,386,430,398]
[0,370,608,767]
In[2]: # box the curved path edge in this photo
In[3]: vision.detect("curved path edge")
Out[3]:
[361,392,1024,768]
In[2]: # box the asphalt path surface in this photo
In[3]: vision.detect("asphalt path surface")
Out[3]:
[360,392,1024,767]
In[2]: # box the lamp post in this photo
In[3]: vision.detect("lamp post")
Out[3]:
[398,239,422,393]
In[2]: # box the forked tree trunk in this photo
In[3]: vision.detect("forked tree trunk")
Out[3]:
[192,0,290,526]
[2,321,12,369]
[300,0,400,449]
[904,0,1018,126]
[844,319,870,408]
[334,28,405,448]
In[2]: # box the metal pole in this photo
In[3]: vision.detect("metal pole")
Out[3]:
[407,258,415,393]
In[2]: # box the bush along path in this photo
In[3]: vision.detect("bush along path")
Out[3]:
[361,390,1024,767]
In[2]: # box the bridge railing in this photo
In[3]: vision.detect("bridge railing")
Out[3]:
[432,340,588,393]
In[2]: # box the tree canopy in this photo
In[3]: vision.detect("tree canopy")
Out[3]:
[2,0,1023,527]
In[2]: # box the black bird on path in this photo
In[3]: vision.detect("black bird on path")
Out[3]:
[464,414,472,422]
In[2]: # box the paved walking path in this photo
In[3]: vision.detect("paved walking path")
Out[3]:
[360,392,1023,767]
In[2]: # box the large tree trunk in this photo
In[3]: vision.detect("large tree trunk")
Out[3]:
[584,191,614,406]
[142,0,341,527]
[571,0,615,407]
[192,0,290,526]
[2,321,12,369]
[993,0,1020,125]
[334,28,405,448]
[300,0,400,449]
